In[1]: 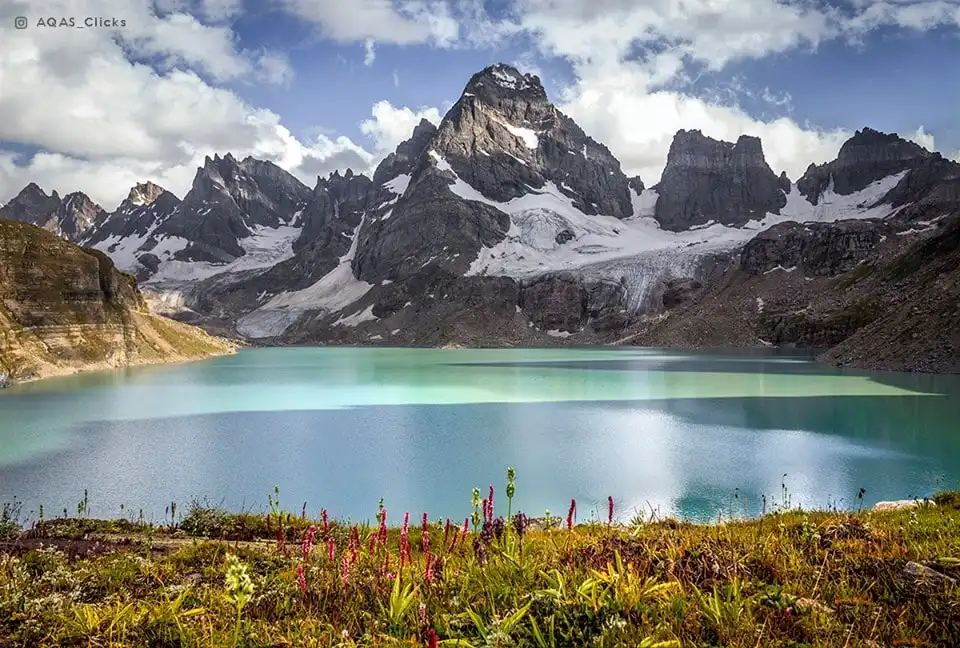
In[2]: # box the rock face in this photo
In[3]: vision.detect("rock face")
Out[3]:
[797,128,932,204]
[0,184,103,241]
[352,63,635,284]
[654,130,787,230]
[0,183,61,227]
[158,153,312,263]
[81,182,184,281]
[740,220,893,277]
[0,220,232,382]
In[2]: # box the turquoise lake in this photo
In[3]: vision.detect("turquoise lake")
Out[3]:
[1,347,959,523]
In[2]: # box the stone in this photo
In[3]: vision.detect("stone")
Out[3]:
[872,499,936,512]
[903,561,956,585]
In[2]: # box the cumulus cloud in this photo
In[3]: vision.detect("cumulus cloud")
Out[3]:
[906,126,936,152]
[359,101,443,155]
[557,66,851,183]
[500,0,959,183]
[0,0,369,207]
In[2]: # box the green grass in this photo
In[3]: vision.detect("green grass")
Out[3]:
[1,492,958,647]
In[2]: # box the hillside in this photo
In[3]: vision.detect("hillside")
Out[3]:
[0,220,234,384]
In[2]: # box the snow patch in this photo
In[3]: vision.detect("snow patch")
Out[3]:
[500,121,539,149]
[236,217,373,338]
[763,265,797,275]
[546,329,572,338]
[334,304,377,327]
[147,224,302,285]
[384,174,411,196]
[489,66,530,90]
[767,171,910,225]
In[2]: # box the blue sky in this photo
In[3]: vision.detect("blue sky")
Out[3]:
[0,0,958,208]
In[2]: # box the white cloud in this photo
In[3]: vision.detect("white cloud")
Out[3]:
[906,126,936,151]
[278,0,460,45]
[359,101,443,155]
[501,0,958,183]
[364,39,376,66]
[557,64,851,183]
[0,0,367,207]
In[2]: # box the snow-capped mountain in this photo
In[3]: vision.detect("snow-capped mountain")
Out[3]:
[3,63,958,370]
[80,156,313,284]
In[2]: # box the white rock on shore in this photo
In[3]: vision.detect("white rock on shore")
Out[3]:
[872,499,936,512]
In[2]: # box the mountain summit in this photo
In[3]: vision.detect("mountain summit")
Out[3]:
[653,130,787,231]
[0,184,103,241]
[798,127,932,204]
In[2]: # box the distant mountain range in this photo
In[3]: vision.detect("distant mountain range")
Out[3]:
[2,63,957,371]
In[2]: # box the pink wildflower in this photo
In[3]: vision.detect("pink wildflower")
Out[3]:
[400,512,411,567]
[487,486,494,521]
[301,525,316,562]
[608,496,614,525]
[444,518,452,546]
[567,498,576,531]
[422,513,430,553]
[321,508,329,534]
[327,537,335,562]
[368,531,376,554]
[349,525,359,564]
[340,553,350,585]
[378,508,388,545]
[419,602,427,626]
[427,629,438,648]
[296,564,307,593]
[424,552,434,584]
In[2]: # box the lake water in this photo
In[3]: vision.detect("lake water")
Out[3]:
[1,347,959,524]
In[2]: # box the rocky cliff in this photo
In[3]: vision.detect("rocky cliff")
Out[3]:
[0,184,104,241]
[653,130,787,231]
[797,128,931,204]
[0,220,234,383]
[612,206,959,372]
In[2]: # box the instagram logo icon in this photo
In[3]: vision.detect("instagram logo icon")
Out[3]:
[14,16,28,29]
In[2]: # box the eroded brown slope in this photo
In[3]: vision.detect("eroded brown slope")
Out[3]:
[0,220,234,383]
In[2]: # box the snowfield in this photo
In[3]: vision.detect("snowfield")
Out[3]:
[148,224,303,285]
[237,217,374,338]
[425,151,912,314]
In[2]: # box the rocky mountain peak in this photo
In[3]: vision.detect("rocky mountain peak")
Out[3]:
[0,183,63,231]
[463,63,547,103]
[373,119,438,185]
[778,171,791,193]
[798,127,933,204]
[55,192,105,239]
[125,181,167,207]
[628,176,645,195]
[654,129,787,231]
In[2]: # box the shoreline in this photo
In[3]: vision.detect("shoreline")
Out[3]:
[1,342,240,388]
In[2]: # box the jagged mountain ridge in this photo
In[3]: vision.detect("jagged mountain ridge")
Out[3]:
[3,62,957,370]
[0,183,105,241]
